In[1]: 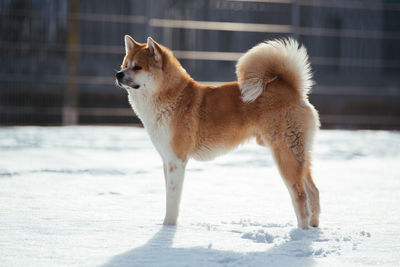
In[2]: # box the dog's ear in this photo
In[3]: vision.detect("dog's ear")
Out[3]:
[147,37,162,62]
[124,35,139,54]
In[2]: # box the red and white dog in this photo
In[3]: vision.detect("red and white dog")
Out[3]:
[116,36,320,229]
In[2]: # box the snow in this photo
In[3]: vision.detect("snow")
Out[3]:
[0,126,399,266]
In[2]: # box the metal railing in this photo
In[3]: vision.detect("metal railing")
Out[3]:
[1,0,399,128]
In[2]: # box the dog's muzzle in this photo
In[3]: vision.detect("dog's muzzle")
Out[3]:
[115,71,140,89]
[115,71,124,87]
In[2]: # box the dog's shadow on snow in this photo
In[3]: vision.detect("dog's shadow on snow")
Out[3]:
[103,225,322,266]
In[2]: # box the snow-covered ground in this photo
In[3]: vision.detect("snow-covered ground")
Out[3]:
[0,126,399,266]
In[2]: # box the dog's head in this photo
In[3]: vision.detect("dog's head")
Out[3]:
[115,35,175,95]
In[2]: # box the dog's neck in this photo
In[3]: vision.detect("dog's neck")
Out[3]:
[153,68,191,110]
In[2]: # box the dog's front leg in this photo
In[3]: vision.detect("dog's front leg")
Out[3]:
[163,158,187,225]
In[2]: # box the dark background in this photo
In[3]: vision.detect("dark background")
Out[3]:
[1,0,399,129]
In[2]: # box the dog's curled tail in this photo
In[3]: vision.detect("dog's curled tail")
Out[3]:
[236,38,313,103]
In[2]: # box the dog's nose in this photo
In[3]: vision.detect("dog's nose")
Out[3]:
[116,71,124,80]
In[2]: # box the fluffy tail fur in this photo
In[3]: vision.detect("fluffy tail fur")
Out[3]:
[236,38,313,103]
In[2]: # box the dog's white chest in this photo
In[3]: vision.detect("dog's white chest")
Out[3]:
[146,120,172,160]
[128,91,174,160]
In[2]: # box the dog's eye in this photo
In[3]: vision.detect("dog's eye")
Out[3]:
[132,66,142,71]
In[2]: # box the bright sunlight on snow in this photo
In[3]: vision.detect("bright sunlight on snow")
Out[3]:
[0,126,399,266]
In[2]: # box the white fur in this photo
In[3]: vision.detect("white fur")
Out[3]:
[126,81,169,157]
[284,180,310,229]
[163,159,186,225]
[120,65,158,94]
[126,74,187,225]
[147,37,162,62]
[304,101,319,159]
[240,76,266,103]
[236,38,313,103]
[124,35,135,55]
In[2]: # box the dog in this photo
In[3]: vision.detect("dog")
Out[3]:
[116,35,320,229]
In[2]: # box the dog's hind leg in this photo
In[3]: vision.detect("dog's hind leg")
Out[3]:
[163,158,187,225]
[271,143,310,229]
[304,166,320,227]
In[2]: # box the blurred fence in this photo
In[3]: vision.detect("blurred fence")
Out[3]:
[1,0,399,129]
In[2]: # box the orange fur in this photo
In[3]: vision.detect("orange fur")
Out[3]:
[117,36,321,229]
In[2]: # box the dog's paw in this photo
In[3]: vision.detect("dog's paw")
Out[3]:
[298,219,310,230]
[309,214,319,228]
[163,217,177,225]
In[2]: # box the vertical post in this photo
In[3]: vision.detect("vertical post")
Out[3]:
[291,0,299,40]
[63,0,79,125]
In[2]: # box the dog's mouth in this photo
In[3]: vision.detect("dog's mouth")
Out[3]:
[115,79,140,90]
